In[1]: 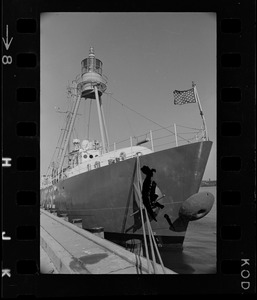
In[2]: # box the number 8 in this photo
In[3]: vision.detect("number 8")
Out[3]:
[2,55,12,65]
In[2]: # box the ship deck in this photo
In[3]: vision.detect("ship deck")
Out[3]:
[40,209,176,274]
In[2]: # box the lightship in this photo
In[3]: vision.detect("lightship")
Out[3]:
[41,47,214,253]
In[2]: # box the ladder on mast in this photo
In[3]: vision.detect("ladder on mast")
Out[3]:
[48,83,78,180]
[56,93,77,167]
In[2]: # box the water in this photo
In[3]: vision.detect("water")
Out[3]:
[162,186,216,274]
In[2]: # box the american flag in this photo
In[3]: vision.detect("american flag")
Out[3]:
[173,88,197,105]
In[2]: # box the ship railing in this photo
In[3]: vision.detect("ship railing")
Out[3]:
[109,123,205,153]
[53,124,205,180]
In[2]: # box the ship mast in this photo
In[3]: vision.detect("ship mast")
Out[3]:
[57,47,109,177]
[57,82,81,176]
[78,46,109,152]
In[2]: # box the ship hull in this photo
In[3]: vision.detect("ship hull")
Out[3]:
[41,141,212,249]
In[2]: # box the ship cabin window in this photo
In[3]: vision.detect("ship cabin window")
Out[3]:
[89,155,93,159]
[83,154,88,159]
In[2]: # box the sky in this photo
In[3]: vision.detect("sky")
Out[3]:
[40,12,216,180]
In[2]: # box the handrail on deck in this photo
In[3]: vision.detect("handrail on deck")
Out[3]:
[42,124,206,187]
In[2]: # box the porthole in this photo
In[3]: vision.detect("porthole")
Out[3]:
[89,155,93,159]
[83,154,88,159]
[95,155,98,157]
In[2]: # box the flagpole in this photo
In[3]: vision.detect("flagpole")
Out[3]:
[192,82,208,141]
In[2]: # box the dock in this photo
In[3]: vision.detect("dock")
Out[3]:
[40,209,176,274]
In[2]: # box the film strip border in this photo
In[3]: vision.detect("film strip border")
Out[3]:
[1,1,255,297]
[218,11,255,293]
[2,0,40,296]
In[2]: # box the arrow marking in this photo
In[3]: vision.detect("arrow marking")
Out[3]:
[2,25,13,50]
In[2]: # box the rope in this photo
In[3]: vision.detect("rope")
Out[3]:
[121,164,137,233]
[133,156,166,274]
[133,182,151,273]
[146,214,158,273]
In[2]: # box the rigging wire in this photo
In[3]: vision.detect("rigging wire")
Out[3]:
[105,92,190,143]
[177,131,201,135]
[105,91,136,139]
[176,124,201,131]
[45,89,201,177]
[45,95,74,176]
[122,104,136,138]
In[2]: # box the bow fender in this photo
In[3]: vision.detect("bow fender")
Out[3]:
[179,191,214,221]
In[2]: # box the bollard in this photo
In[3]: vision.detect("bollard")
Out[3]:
[125,239,142,256]
[90,227,104,239]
